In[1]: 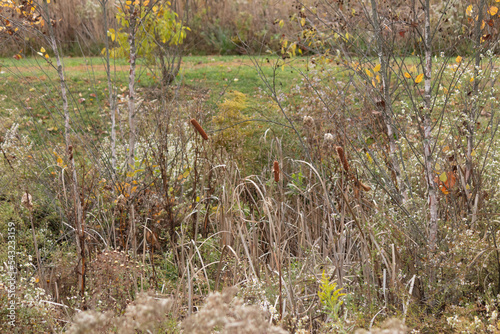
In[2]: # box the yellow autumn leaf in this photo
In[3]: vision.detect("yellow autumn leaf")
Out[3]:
[44,54,49,59]
[471,149,476,157]
[365,69,373,77]
[456,56,462,63]
[300,18,306,27]
[40,47,46,53]
[481,20,485,29]
[415,73,424,84]
[404,72,411,79]
[47,0,50,3]
[372,79,376,87]
[366,152,373,164]
[373,64,381,72]
[439,172,448,183]
[466,5,473,16]
[488,6,498,16]
[470,77,474,82]
[108,29,116,42]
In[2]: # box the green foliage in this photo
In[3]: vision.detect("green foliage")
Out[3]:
[318,271,345,322]
[107,2,189,62]
[200,23,237,55]
[286,171,305,196]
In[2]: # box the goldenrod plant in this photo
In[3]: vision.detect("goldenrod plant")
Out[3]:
[318,271,345,322]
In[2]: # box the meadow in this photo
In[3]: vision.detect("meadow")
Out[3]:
[2,0,500,333]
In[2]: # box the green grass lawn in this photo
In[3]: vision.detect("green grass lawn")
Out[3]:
[0,55,311,147]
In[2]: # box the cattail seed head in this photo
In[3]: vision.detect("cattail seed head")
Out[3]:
[190,118,209,140]
[273,161,280,182]
[335,146,350,172]
[359,181,371,191]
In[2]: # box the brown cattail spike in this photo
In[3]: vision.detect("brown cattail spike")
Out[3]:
[359,181,371,192]
[273,161,280,182]
[335,146,350,172]
[190,118,209,140]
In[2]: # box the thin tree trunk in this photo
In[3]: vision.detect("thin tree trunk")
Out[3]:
[468,0,486,189]
[127,5,137,171]
[370,0,406,203]
[423,0,438,252]
[45,1,85,295]
[101,0,117,175]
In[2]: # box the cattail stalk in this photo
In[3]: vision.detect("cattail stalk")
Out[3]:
[190,118,209,140]
[273,161,280,182]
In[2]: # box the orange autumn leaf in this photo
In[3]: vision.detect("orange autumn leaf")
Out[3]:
[434,171,457,194]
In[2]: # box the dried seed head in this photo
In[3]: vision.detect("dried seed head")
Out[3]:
[190,118,209,140]
[273,161,280,182]
[324,133,335,145]
[116,194,127,209]
[303,115,314,128]
[335,146,350,172]
[21,191,33,210]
